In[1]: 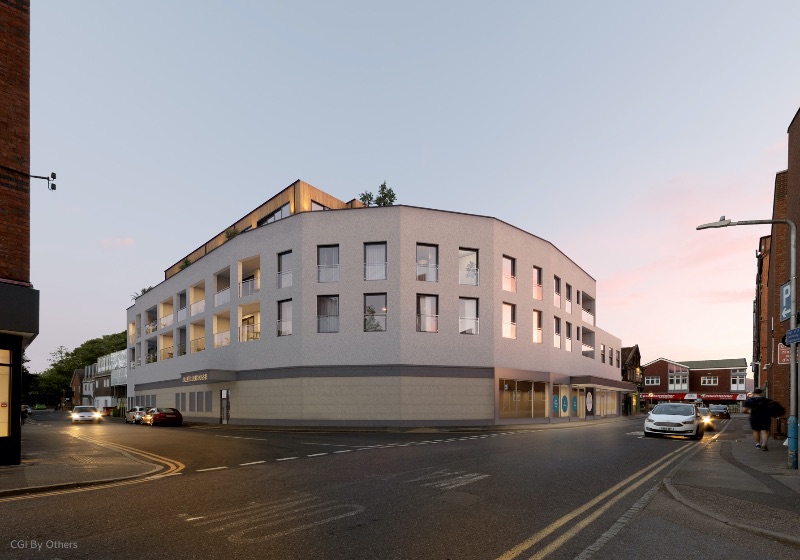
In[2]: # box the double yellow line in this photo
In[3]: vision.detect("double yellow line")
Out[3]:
[0,434,184,503]
[496,443,696,560]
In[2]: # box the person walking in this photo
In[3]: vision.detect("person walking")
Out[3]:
[744,388,772,451]
[20,405,28,426]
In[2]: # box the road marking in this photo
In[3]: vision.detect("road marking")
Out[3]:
[197,466,228,472]
[239,461,266,466]
[333,450,352,454]
[276,457,298,461]
[496,443,696,560]
[307,453,328,458]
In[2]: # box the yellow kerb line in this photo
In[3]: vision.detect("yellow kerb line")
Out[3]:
[496,443,694,560]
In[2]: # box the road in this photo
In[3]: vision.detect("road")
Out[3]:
[1,412,777,559]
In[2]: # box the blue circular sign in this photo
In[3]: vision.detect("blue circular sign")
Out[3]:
[572,396,578,413]
[552,395,559,413]
[561,395,568,413]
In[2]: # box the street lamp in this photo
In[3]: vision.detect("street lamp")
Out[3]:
[697,215,798,470]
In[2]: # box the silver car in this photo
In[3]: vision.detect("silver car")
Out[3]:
[644,403,705,440]
[71,406,102,423]
[125,406,148,424]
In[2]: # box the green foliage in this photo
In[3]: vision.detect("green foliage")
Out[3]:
[180,257,192,270]
[131,286,154,300]
[364,305,385,332]
[224,226,240,241]
[359,181,397,207]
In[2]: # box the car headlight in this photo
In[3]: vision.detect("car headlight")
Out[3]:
[645,415,654,423]
[681,418,696,425]
[93,412,102,418]
[71,414,78,419]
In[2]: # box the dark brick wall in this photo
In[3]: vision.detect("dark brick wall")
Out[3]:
[0,0,30,284]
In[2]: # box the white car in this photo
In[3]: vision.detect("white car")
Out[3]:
[644,403,705,440]
[71,406,102,423]
[125,406,149,424]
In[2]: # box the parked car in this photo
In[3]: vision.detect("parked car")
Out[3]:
[141,407,183,427]
[34,404,47,410]
[709,404,731,419]
[698,407,715,431]
[71,406,102,423]
[125,406,149,424]
[643,403,704,439]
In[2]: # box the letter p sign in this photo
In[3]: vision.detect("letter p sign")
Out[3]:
[781,281,792,321]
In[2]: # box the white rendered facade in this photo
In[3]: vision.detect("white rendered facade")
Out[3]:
[127,198,634,426]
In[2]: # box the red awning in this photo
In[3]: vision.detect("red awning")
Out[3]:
[641,392,744,401]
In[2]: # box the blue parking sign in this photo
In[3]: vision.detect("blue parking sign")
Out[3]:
[781,282,792,321]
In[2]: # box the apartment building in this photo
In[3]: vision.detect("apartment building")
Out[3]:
[126,181,634,426]
[640,358,748,406]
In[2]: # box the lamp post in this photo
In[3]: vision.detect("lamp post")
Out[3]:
[697,216,797,470]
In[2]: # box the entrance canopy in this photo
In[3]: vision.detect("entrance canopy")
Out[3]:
[642,392,747,401]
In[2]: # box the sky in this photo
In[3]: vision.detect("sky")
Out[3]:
[25,1,800,373]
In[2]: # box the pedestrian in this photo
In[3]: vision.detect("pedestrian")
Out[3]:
[743,388,772,451]
[20,405,28,425]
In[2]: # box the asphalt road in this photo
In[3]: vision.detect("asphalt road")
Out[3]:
[3,412,777,560]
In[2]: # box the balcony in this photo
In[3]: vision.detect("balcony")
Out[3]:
[177,343,187,356]
[566,338,572,352]
[532,328,542,343]
[416,314,439,333]
[177,307,187,322]
[240,277,260,298]
[128,332,135,344]
[582,308,595,325]
[416,264,438,282]
[191,300,205,316]
[190,337,206,353]
[554,334,561,348]
[277,319,292,336]
[318,265,340,283]
[565,300,572,314]
[214,287,230,307]
[160,314,174,329]
[160,346,174,361]
[582,343,595,359]
[554,293,561,308]
[239,323,260,342]
[502,274,516,292]
[502,322,517,339]
[459,317,479,335]
[532,284,542,300]
[277,270,292,289]
[214,331,230,348]
[145,351,157,364]
[145,320,157,334]
[364,262,387,281]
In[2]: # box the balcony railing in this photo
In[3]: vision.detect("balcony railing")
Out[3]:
[416,314,439,333]
[502,274,516,292]
[190,337,206,353]
[160,314,174,329]
[416,264,438,282]
[458,267,479,286]
[554,334,561,349]
[214,287,230,307]
[317,315,339,333]
[128,332,135,344]
[145,351,157,364]
[240,277,260,297]
[160,346,174,360]
[459,317,479,335]
[129,360,136,370]
[582,343,594,358]
[177,307,187,322]
[277,270,292,289]
[532,284,542,300]
[582,308,595,325]
[503,322,517,339]
[145,320,157,334]
[191,300,205,316]
[239,323,260,341]
[364,313,386,332]
[318,265,340,283]
[566,338,572,352]
[364,262,387,281]
[554,293,561,308]
[532,328,542,343]
[177,343,186,356]
[277,319,292,336]
[565,300,572,314]
[214,331,230,348]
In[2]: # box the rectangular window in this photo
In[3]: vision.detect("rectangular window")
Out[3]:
[197,391,204,412]
[731,370,746,391]
[668,374,689,391]
[554,317,561,348]
[532,266,543,300]
[600,343,606,363]
[577,290,582,305]
[554,276,561,308]
[416,244,438,282]
[257,202,290,226]
[565,284,572,314]
[532,310,543,343]
[502,256,516,292]
[189,392,196,412]
[364,293,387,332]
[644,377,660,386]
[318,245,340,283]
[616,350,620,368]
[364,242,387,280]
[459,248,479,285]
[277,300,292,336]
[503,303,517,339]
[565,321,572,352]
[701,376,719,386]
[417,294,439,332]
[311,200,329,211]
[459,297,479,334]
[205,390,213,412]
[317,295,339,333]
[277,251,292,288]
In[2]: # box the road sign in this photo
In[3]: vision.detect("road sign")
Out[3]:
[781,282,792,321]
[786,327,800,345]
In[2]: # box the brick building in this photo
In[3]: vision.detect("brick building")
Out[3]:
[0,0,38,465]
[640,358,748,408]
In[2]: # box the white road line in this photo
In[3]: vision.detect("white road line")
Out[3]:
[240,461,266,466]
[333,450,352,454]
[307,453,328,457]
[197,466,228,472]
[276,457,298,461]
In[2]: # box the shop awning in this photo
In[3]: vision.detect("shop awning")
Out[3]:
[641,392,746,401]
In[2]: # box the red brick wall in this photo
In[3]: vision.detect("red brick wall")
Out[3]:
[0,0,31,285]
[643,360,669,389]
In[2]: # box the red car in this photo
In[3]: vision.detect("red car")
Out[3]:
[142,407,183,426]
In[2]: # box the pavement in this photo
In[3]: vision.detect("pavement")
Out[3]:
[1,412,799,548]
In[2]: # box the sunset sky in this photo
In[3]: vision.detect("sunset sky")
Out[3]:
[25,1,800,373]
